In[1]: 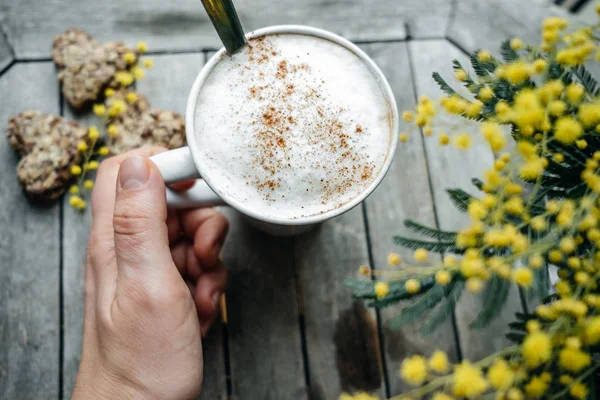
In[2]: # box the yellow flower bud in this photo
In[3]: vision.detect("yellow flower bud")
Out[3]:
[402,111,414,122]
[124,51,136,64]
[374,282,389,299]
[438,132,449,146]
[93,104,106,116]
[435,270,451,285]
[77,141,88,152]
[414,248,428,262]
[71,165,82,176]
[137,41,148,53]
[387,253,401,266]
[510,37,523,50]
[405,279,420,294]
[108,125,118,137]
[125,92,138,103]
[88,126,99,140]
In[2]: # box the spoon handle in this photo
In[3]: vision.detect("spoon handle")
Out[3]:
[200,0,247,54]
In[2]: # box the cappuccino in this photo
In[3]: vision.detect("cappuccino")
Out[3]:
[194,33,392,219]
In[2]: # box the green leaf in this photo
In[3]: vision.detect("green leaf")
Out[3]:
[508,321,526,332]
[542,293,559,304]
[471,178,484,190]
[470,276,510,329]
[469,51,491,77]
[491,79,516,102]
[393,236,462,254]
[403,220,457,241]
[386,285,446,329]
[571,64,599,96]
[515,312,535,321]
[447,188,474,212]
[419,281,464,336]
[506,332,526,343]
[500,40,519,62]
[547,60,571,83]
[432,72,457,96]
[452,60,478,93]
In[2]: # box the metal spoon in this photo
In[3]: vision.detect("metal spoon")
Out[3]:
[200,0,247,54]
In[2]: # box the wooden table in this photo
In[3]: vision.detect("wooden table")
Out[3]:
[0,1,573,399]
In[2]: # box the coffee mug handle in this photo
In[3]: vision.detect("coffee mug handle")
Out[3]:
[149,147,226,209]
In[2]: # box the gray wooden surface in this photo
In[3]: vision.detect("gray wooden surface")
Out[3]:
[0,0,572,399]
[0,26,13,72]
[0,0,452,59]
[0,62,60,399]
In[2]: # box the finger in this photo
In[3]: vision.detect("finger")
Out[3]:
[89,147,166,300]
[181,209,229,268]
[194,261,227,320]
[169,180,196,192]
[91,147,165,224]
[186,245,204,281]
[170,241,188,276]
[112,155,177,291]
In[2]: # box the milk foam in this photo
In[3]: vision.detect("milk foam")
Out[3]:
[194,33,391,219]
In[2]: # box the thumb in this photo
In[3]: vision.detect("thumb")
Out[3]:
[112,156,174,287]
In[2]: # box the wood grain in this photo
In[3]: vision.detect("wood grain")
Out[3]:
[447,0,570,55]
[0,62,60,399]
[408,40,524,360]
[62,52,227,399]
[295,208,385,399]
[359,42,460,394]
[1,0,452,58]
[220,209,307,400]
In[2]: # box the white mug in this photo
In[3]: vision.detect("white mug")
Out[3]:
[149,25,399,236]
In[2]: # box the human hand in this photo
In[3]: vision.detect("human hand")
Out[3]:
[72,147,229,400]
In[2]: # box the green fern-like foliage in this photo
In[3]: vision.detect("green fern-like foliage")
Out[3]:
[572,64,599,96]
[419,280,464,336]
[432,72,458,97]
[403,220,457,241]
[469,276,511,329]
[500,39,519,62]
[348,46,600,337]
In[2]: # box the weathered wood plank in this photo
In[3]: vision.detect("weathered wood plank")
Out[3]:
[220,209,307,400]
[360,42,460,395]
[295,208,385,400]
[62,52,227,399]
[447,0,570,55]
[60,105,94,400]
[408,40,523,360]
[0,62,60,399]
[1,0,452,58]
[0,23,14,72]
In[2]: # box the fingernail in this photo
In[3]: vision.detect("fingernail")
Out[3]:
[119,156,150,190]
[212,292,221,311]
